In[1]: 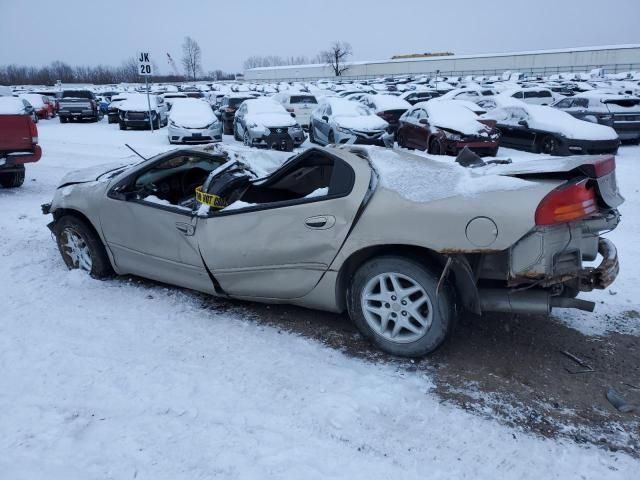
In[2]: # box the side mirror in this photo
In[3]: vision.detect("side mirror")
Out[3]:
[518,119,529,127]
[322,115,329,122]
[419,118,429,125]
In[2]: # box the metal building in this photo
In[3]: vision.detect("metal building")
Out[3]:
[244,44,640,81]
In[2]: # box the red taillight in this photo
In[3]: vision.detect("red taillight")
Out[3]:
[286,108,294,113]
[535,180,598,225]
[30,121,38,144]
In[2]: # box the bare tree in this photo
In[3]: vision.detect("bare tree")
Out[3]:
[318,41,353,76]
[181,36,202,81]
[243,54,311,70]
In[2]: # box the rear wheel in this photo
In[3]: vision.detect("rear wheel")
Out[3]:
[0,166,25,188]
[308,124,316,144]
[53,215,113,279]
[539,135,560,155]
[347,256,455,357]
[60,117,67,124]
[428,137,443,155]
[234,123,241,141]
[119,121,127,130]
[328,130,335,145]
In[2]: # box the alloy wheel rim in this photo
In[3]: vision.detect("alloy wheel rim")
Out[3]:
[361,272,433,343]
[60,227,93,271]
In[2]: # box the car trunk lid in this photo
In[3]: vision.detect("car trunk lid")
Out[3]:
[489,154,623,208]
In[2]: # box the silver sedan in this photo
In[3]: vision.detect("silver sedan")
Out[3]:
[43,145,622,357]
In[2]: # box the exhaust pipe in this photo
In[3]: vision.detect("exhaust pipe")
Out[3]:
[479,289,595,315]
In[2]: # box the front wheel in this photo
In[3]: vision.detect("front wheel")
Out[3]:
[119,121,127,130]
[53,215,113,278]
[428,137,443,155]
[0,166,25,188]
[347,256,455,357]
[539,135,560,155]
[308,124,316,144]
[234,123,241,141]
[243,131,251,147]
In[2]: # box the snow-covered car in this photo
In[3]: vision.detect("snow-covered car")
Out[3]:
[106,93,133,124]
[397,100,500,156]
[20,94,53,119]
[43,145,622,357]
[346,93,411,132]
[233,99,305,151]
[215,94,255,135]
[497,87,557,106]
[485,99,620,155]
[168,98,222,144]
[272,92,318,128]
[161,92,188,110]
[553,92,640,143]
[118,95,168,130]
[309,98,391,146]
[400,90,440,105]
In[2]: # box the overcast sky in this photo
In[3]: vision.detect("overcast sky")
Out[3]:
[1,0,638,74]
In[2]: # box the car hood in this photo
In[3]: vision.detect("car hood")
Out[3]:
[247,112,296,127]
[335,115,388,131]
[58,162,132,187]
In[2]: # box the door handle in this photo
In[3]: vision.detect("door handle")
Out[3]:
[305,215,336,230]
[175,222,195,236]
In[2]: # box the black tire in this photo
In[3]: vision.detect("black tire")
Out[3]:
[347,256,455,357]
[119,121,127,131]
[107,116,116,124]
[233,123,241,141]
[308,124,316,144]
[428,137,443,155]
[152,117,160,129]
[0,166,25,188]
[539,135,560,155]
[60,116,67,124]
[243,131,251,147]
[397,132,406,148]
[53,215,114,279]
[328,130,335,145]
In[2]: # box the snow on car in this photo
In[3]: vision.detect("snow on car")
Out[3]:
[485,98,620,155]
[168,98,221,144]
[309,97,391,146]
[117,94,168,130]
[346,93,411,132]
[233,98,305,151]
[397,100,500,156]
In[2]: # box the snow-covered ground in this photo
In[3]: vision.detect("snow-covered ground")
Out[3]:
[1,120,639,479]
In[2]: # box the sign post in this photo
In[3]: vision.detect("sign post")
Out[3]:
[137,52,155,133]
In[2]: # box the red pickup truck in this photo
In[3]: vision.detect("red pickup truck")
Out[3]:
[0,99,42,188]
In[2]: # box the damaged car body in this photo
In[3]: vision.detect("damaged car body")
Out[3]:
[42,144,623,357]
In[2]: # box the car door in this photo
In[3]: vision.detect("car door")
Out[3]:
[194,152,372,300]
[316,104,332,144]
[503,107,536,150]
[413,108,431,150]
[99,152,223,294]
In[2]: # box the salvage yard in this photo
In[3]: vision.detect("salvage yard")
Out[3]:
[1,119,639,479]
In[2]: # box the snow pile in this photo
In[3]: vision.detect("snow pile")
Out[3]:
[169,98,217,129]
[305,187,329,198]
[368,148,531,203]
[0,96,26,114]
[224,199,256,210]
[119,94,160,111]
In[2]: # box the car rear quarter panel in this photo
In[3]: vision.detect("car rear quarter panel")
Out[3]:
[331,181,561,270]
